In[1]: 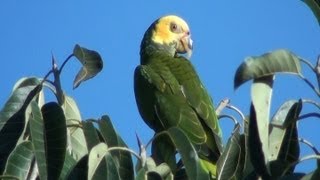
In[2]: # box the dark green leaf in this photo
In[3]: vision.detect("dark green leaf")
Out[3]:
[88,143,120,180]
[234,49,301,89]
[73,44,103,89]
[67,155,88,180]
[0,84,41,173]
[3,141,34,179]
[159,127,209,179]
[29,101,47,179]
[98,115,134,180]
[216,124,242,180]
[269,100,302,176]
[41,102,67,180]
[13,77,41,90]
[82,120,101,151]
[303,0,320,25]
[151,133,176,171]
[248,104,270,179]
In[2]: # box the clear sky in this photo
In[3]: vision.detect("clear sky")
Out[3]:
[1,0,320,174]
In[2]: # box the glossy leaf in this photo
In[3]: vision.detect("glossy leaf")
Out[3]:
[251,76,274,163]
[62,95,87,160]
[303,0,320,25]
[88,143,120,180]
[3,141,34,179]
[98,116,134,180]
[41,102,67,180]
[82,120,100,151]
[217,124,242,180]
[158,127,209,179]
[234,49,301,89]
[0,84,41,172]
[73,44,103,89]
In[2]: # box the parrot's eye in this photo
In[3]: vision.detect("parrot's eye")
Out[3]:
[170,22,179,32]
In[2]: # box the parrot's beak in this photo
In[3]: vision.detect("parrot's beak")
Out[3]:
[177,32,193,58]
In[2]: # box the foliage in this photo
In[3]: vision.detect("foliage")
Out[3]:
[1,2,320,179]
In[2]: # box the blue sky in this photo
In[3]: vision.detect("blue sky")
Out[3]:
[1,0,320,173]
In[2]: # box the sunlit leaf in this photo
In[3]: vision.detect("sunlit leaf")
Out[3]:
[41,102,67,180]
[269,100,302,176]
[234,49,301,89]
[217,124,242,180]
[62,95,87,160]
[73,44,103,89]
[251,76,274,164]
[98,116,134,180]
[3,141,34,179]
[88,143,120,180]
[0,84,41,172]
[303,0,320,25]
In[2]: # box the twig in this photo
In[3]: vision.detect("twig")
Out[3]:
[298,74,320,97]
[218,114,241,128]
[316,55,320,90]
[215,98,230,116]
[302,99,320,110]
[52,55,65,105]
[59,54,74,75]
[299,58,316,73]
[299,138,320,155]
[298,112,320,121]
[226,104,246,121]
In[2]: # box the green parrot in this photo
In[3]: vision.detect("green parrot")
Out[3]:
[134,15,223,176]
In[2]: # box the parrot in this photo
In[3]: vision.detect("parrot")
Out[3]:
[134,15,223,177]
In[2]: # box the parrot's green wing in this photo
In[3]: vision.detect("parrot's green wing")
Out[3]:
[166,56,223,154]
[134,60,207,145]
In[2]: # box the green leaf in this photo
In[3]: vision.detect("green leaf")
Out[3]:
[251,76,274,165]
[12,77,41,91]
[269,100,302,176]
[3,141,34,179]
[98,115,134,180]
[234,49,301,89]
[29,101,47,179]
[303,0,320,25]
[73,44,103,89]
[158,127,209,179]
[82,120,101,151]
[248,104,270,179]
[41,102,67,180]
[62,95,87,160]
[67,155,88,179]
[151,134,176,171]
[59,152,77,180]
[0,84,42,173]
[88,143,120,180]
[216,124,242,180]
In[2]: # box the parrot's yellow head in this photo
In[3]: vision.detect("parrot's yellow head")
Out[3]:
[141,15,193,58]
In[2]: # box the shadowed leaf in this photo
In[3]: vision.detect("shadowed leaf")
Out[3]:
[73,44,103,89]
[0,84,41,173]
[41,102,67,180]
[303,0,320,25]
[3,141,34,179]
[98,115,134,180]
[234,49,301,89]
[82,120,101,151]
[217,124,242,180]
[59,153,77,180]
